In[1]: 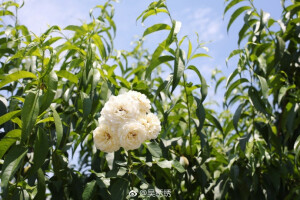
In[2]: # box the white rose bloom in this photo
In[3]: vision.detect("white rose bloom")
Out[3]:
[127,91,151,113]
[94,90,161,152]
[119,121,147,150]
[141,113,161,140]
[93,123,120,153]
[100,94,140,125]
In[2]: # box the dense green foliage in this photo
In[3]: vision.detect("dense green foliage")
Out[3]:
[0,0,300,199]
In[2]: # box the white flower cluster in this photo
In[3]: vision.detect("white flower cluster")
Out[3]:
[93,91,161,152]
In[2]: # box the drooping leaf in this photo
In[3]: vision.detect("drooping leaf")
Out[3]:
[206,112,223,134]
[257,75,268,99]
[157,159,172,169]
[0,129,21,159]
[145,41,168,78]
[82,180,97,200]
[81,92,92,119]
[224,0,245,16]
[34,168,46,200]
[195,96,206,132]
[141,8,169,23]
[172,48,185,93]
[50,106,63,149]
[172,160,185,173]
[215,76,226,94]
[233,103,245,134]
[0,71,37,88]
[1,145,28,197]
[146,142,162,158]
[191,53,211,59]
[64,25,85,34]
[225,78,248,101]
[92,34,107,60]
[275,35,285,61]
[56,70,78,84]
[143,23,171,37]
[40,71,58,113]
[227,6,252,32]
[187,65,208,102]
[248,86,269,116]
[28,128,49,176]
[238,19,257,45]
[21,91,40,144]
[0,110,21,126]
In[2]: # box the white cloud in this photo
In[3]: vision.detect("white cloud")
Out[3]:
[17,0,93,35]
[179,7,224,41]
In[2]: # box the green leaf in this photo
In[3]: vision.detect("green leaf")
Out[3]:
[146,142,162,158]
[191,53,211,59]
[141,8,169,23]
[226,50,243,65]
[17,25,31,42]
[1,145,28,197]
[145,20,181,79]
[215,76,226,94]
[40,26,61,43]
[29,128,49,176]
[195,97,206,132]
[143,23,171,37]
[0,129,21,159]
[110,179,129,200]
[81,92,92,119]
[56,70,78,84]
[225,78,248,101]
[64,25,85,34]
[115,76,131,89]
[187,39,192,59]
[286,2,300,15]
[21,92,40,144]
[294,135,300,164]
[50,106,63,149]
[187,65,208,102]
[275,35,285,61]
[255,43,272,57]
[248,86,269,116]
[82,180,97,200]
[145,41,172,78]
[0,110,21,126]
[227,6,252,32]
[157,160,172,168]
[206,112,223,134]
[0,10,14,16]
[34,168,46,200]
[172,160,185,173]
[233,103,245,134]
[257,75,268,99]
[238,19,257,45]
[92,34,107,60]
[224,0,245,16]
[172,48,185,93]
[0,71,37,88]
[40,71,58,113]
[154,75,173,99]
[42,37,62,47]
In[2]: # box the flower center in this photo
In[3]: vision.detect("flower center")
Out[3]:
[129,132,137,138]
[105,132,111,140]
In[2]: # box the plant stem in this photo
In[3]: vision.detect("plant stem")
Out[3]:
[127,150,134,189]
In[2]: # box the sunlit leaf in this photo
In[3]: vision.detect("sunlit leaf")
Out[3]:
[0,71,37,88]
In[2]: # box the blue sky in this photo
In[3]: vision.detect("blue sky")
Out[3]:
[17,0,283,102]
[15,0,283,169]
